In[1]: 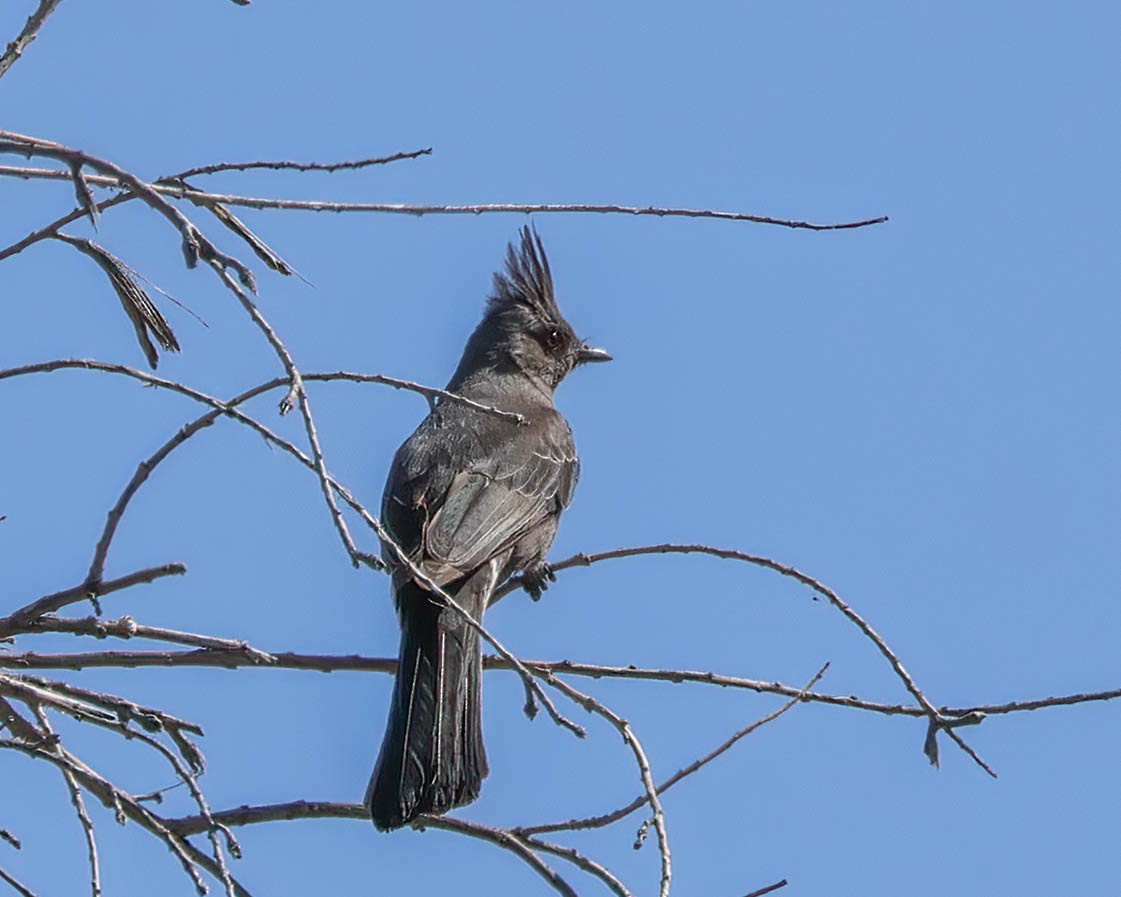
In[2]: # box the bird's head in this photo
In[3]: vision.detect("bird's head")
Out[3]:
[450,226,611,394]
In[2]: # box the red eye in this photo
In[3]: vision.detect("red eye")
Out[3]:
[544,328,563,350]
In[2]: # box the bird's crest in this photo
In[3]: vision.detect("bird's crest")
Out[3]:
[489,225,561,323]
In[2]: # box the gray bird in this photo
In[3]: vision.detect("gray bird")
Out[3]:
[366,226,610,831]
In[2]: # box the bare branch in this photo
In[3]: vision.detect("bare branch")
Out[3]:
[0,739,210,895]
[177,188,299,279]
[0,0,65,80]
[31,708,101,897]
[171,148,432,179]
[537,674,671,897]
[0,677,117,729]
[168,802,585,897]
[12,673,203,736]
[517,664,828,837]
[23,615,275,661]
[130,187,896,233]
[0,146,435,266]
[0,360,525,424]
[204,262,365,570]
[0,865,38,897]
[118,725,237,896]
[68,161,98,229]
[0,133,255,288]
[744,880,788,897]
[422,816,580,897]
[5,648,1117,725]
[0,178,133,263]
[0,163,889,232]
[519,835,634,897]
[169,800,364,832]
[0,696,42,744]
[0,563,186,639]
[500,544,991,774]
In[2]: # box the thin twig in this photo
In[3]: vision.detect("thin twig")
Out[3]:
[0,740,210,894]
[0,697,42,743]
[422,816,580,897]
[501,544,990,774]
[0,145,433,265]
[0,865,38,897]
[0,360,525,423]
[12,673,203,736]
[0,134,254,287]
[538,674,671,897]
[0,163,889,232]
[4,648,1117,724]
[0,0,65,80]
[519,834,634,897]
[123,727,237,897]
[21,615,275,662]
[168,802,583,897]
[0,676,117,729]
[517,664,828,837]
[743,880,788,897]
[0,563,185,639]
[30,708,101,897]
[172,148,432,179]
[212,262,374,569]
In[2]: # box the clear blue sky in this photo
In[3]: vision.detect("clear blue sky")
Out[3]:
[2,2,1118,896]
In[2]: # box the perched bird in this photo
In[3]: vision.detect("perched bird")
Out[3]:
[366,226,610,831]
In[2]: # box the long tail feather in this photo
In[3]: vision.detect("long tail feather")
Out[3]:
[366,582,488,831]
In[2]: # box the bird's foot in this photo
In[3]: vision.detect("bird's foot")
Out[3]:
[521,563,557,601]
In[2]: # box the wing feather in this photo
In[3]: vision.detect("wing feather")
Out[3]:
[382,404,578,582]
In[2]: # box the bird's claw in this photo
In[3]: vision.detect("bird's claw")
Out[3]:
[522,563,557,601]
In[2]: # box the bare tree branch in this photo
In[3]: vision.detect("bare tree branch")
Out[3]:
[30,708,101,897]
[172,148,433,179]
[20,615,275,662]
[168,802,587,897]
[0,134,255,287]
[0,864,39,897]
[0,163,889,235]
[743,880,788,897]
[536,673,671,897]
[500,543,992,774]
[5,647,1117,723]
[0,563,185,639]
[0,360,525,424]
[0,0,65,80]
[0,740,212,895]
[203,262,366,573]
[519,836,634,897]
[10,673,203,736]
[517,664,828,837]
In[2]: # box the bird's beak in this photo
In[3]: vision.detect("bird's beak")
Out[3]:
[576,345,613,364]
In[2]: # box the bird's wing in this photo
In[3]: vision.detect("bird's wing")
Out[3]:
[382,408,577,581]
[425,418,578,573]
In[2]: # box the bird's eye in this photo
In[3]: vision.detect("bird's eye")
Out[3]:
[544,328,563,351]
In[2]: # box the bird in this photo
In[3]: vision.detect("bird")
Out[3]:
[366,226,611,831]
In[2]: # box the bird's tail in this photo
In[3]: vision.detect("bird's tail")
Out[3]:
[366,582,488,831]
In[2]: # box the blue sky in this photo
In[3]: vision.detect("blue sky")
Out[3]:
[1,2,1118,896]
